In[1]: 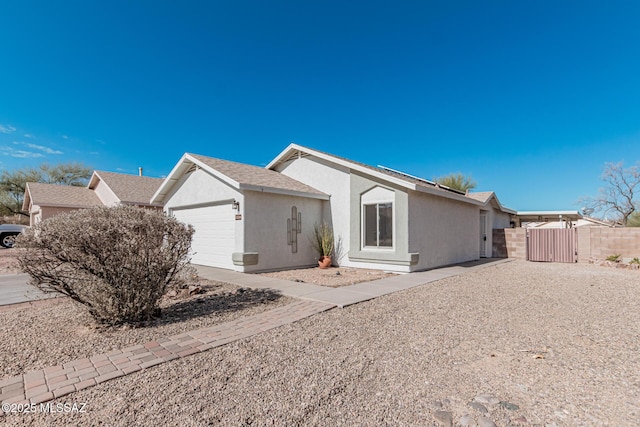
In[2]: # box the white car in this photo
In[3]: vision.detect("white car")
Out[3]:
[0,224,28,248]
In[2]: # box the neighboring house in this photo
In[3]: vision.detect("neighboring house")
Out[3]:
[152,144,515,273]
[22,184,102,226]
[516,211,612,229]
[23,171,163,226]
[87,171,164,208]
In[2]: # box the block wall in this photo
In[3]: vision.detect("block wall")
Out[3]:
[577,228,640,262]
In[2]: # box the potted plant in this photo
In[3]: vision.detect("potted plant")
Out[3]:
[310,221,334,269]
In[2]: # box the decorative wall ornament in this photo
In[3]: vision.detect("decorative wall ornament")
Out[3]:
[287,206,302,253]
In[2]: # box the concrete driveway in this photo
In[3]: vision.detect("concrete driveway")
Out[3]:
[0,274,56,306]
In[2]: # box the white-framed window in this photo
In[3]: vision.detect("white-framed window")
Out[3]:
[361,186,394,249]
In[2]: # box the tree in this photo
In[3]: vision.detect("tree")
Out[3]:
[0,162,91,218]
[628,211,640,227]
[434,173,477,192]
[584,161,640,226]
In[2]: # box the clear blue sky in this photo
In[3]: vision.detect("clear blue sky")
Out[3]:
[1,1,639,211]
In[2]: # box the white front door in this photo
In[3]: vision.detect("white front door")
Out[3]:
[172,203,236,269]
[479,212,487,258]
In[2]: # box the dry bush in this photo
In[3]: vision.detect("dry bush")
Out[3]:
[17,205,194,325]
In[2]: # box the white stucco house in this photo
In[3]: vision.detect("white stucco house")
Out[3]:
[515,211,612,229]
[151,144,515,273]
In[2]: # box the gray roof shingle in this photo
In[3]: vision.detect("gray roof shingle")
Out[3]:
[26,182,103,207]
[466,191,494,203]
[189,153,326,196]
[92,171,164,205]
[274,145,469,197]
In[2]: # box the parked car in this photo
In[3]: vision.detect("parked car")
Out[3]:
[0,224,28,248]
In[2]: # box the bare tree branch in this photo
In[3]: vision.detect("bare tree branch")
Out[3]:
[583,162,640,226]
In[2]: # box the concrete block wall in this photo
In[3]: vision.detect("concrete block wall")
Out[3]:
[497,227,640,263]
[492,229,507,258]
[577,227,640,262]
[504,228,527,260]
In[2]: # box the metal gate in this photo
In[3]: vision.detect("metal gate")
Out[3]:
[527,228,577,263]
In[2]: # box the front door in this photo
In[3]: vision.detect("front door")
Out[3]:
[479,212,487,257]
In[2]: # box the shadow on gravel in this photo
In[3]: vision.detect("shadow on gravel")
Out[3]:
[455,258,506,268]
[154,288,284,326]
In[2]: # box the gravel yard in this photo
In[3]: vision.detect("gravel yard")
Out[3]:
[259,266,396,287]
[0,279,292,378]
[3,260,639,426]
[0,248,21,274]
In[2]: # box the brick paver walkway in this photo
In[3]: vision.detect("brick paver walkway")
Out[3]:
[0,300,333,406]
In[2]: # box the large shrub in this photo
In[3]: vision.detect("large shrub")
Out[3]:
[17,205,194,325]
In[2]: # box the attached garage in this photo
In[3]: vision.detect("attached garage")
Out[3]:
[151,153,329,272]
[171,203,236,269]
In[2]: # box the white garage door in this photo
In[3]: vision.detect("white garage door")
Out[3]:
[172,204,236,269]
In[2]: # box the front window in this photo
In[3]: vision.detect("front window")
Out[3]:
[364,202,393,247]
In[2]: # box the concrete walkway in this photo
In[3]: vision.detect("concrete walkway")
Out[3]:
[196,258,511,308]
[0,258,510,407]
[0,274,56,307]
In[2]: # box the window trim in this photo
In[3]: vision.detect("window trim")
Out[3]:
[361,201,395,250]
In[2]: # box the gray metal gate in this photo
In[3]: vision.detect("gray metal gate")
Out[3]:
[527,228,577,263]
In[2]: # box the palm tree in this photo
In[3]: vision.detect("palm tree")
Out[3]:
[434,173,477,192]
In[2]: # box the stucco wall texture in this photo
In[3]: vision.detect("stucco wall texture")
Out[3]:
[243,191,323,272]
[278,155,482,272]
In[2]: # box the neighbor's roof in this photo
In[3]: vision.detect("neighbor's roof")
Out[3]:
[267,143,484,206]
[152,153,329,203]
[516,211,584,223]
[525,217,612,228]
[88,171,164,205]
[23,182,102,211]
[517,210,583,217]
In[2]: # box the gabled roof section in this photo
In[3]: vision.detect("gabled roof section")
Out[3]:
[23,182,102,211]
[467,191,516,214]
[151,153,329,204]
[465,191,494,203]
[267,143,484,205]
[88,171,164,206]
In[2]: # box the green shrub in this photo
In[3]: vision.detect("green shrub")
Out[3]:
[630,257,640,265]
[17,205,194,325]
[606,254,621,262]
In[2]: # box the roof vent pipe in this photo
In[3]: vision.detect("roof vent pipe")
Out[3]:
[139,167,143,176]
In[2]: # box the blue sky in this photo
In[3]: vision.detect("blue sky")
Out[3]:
[1,1,639,211]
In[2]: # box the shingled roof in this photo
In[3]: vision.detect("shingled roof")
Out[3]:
[465,191,494,203]
[89,171,164,205]
[466,191,516,214]
[23,182,102,210]
[152,153,328,203]
[267,143,481,204]
[189,154,327,196]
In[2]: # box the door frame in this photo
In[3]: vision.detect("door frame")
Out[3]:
[479,211,488,258]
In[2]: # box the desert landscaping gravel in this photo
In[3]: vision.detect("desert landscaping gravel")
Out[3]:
[259,266,396,287]
[0,248,20,274]
[3,260,639,426]
[0,279,292,378]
